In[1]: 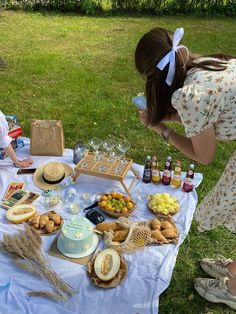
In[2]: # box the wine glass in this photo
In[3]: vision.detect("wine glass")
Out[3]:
[101,138,115,163]
[89,137,102,160]
[117,139,131,164]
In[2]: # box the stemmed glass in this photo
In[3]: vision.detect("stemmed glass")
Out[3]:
[117,139,131,164]
[103,138,116,163]
[89,137,102,160]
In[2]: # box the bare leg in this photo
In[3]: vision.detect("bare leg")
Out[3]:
[227,277,236,296]
[227,261,236,276]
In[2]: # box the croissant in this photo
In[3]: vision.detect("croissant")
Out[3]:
[45,220,55,233]
[112,229,129,242]
[31,213,40,229]
[151,230,167,242]
[39,215,49,229]
[161,228,177,239]
[48,213,61,225]
[161,221,173,230]
[150,219,161,230]
[96,222,124,233]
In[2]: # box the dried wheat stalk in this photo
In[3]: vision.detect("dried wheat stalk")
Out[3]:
[27,291,66,301]
[0,224,76,301]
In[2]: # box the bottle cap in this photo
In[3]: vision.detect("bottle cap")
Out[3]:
[189,164,194,169]
[146,156,151,160]
[167,156,172,161]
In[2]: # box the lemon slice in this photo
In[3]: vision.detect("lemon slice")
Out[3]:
[6,204,36,224]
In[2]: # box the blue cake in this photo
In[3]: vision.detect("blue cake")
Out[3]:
[61,217,94,254]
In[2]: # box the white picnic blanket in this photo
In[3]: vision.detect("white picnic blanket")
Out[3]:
[0,138,203,314]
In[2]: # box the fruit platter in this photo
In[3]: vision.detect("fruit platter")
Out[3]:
[148,193,180,216]
[98,192,136,218]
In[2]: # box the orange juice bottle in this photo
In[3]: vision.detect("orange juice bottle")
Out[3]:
[151,156,161,184]
[171,160,182,188]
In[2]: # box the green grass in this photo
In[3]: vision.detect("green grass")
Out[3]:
[0,11,236,313]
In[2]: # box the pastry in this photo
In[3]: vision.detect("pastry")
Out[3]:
[150,219,161,230]
[151,229,167,242]
[31,213,40,229]
[48,212,61,225]
[96,222,124,233]
[112,229,129,242]
[160,221,173,230]
[45,220,55,233]
[39,215,49,229]
[162,228,177,239]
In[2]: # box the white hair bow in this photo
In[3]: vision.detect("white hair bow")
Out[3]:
[156,27,188,86]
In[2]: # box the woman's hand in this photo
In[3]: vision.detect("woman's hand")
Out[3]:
[17,159,33,168]
[138,110,168,135]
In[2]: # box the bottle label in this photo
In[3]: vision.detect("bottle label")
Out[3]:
[166,161,170,167]
[152,169,161,182]
[175,167,181,172]
[163,169,171,177]
[183,177,193,192]
[188,170,194,176]
[143,169,151,182]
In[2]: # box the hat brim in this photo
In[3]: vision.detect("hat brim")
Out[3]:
[33,163,74,190]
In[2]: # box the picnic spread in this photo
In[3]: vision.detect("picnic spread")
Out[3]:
[0,137,203,314]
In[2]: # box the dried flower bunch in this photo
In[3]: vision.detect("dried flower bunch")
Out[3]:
[0,224,76,301]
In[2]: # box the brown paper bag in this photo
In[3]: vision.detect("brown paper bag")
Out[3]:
[30,119,64,156]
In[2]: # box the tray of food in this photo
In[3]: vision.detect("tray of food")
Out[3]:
[97,192,136,218]
[30,211,63,235]
[148,193,180,216]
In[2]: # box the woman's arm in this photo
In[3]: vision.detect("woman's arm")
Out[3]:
[168,126,216,164]
[139,111,216,165]
[4,144,33,168]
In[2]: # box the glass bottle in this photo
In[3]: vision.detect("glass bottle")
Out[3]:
[183,164,195,192]
[171,160,182,188]
[162,156,172,185]
[73,142,88,165]
[151,155,161,184]
[142,156,152,184]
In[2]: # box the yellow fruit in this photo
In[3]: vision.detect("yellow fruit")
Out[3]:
[105,204,112,211]
[126,202,134,210]
[100,200,107,207]
[122,207,128,214]
[116,193,123,199]
[107,195,112,200]
[111,192,117,199]
[124,196,131,202]
[101,195,107,201]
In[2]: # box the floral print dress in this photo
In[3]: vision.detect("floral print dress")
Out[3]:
[171,58,236,233]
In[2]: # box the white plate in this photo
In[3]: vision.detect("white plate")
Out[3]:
[57,233,99,259]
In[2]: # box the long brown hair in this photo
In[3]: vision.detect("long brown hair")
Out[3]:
[135,28,235,125]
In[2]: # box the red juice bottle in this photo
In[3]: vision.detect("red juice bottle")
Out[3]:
[183,164,195,192]
[162,156,172,185]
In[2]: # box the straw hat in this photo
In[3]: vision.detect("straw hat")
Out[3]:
[33,162,73,190]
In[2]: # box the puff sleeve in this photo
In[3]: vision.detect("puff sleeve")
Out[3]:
[0,112,12,148]
[171,84,224,138]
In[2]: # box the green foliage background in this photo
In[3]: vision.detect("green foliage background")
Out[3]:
[1,0,236,16]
